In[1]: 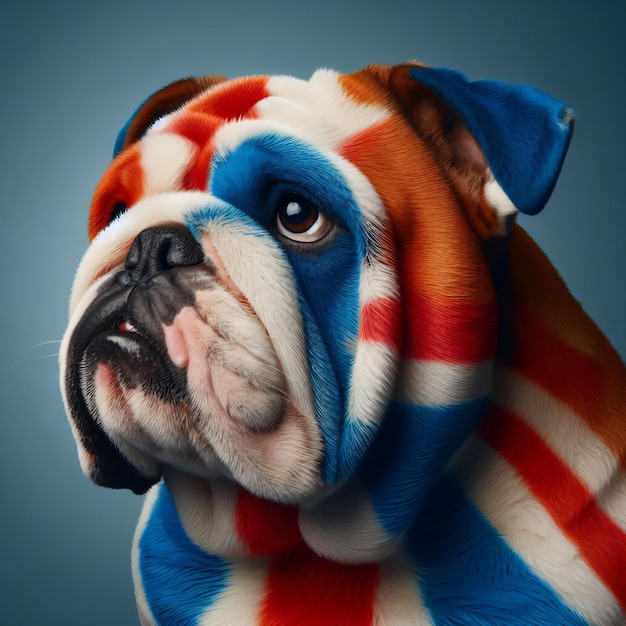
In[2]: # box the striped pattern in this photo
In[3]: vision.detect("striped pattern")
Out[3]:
[68,64,625,625]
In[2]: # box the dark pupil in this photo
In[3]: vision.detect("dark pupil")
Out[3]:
[280,199,317,233]
[109,201,128,224]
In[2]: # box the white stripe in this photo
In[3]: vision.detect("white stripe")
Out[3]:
[484,176,518,235]
[359,258,399,305]
[299,479,402,563]
[198,558,268,626]
[597,474,626,533]
[349,340,398,425]
[454,436,621,624]
[374,556,432,625]
[164,469,248,558]
[141,131,195,195]
[262,71,390,149]
[493,368,622,498]
[131,484,160,626]
[397,359,493,407]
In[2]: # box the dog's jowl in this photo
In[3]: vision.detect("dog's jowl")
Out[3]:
[60,63,626,625]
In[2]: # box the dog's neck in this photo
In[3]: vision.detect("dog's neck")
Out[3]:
[161,225,624,566]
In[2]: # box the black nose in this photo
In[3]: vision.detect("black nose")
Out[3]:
[119,225,203,286]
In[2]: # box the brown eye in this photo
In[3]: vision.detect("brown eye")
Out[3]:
[109,201,128,225]
[276,196,332,243]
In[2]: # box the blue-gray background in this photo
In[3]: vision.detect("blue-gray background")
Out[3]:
[1,1,624,624]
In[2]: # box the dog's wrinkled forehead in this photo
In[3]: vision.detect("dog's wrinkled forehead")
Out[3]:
[88,71,390,239]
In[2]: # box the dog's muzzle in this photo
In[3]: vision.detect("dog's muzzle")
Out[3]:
[63,225,211,492]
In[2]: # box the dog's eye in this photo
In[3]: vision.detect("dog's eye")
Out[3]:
[275,196,331,243]
[109,201,128,225]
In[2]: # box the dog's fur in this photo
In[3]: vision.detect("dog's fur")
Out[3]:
[60,63,626,624]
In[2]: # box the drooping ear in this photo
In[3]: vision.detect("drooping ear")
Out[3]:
[112,75,227,157]
[408,64,574,216]
[365,63,574,237]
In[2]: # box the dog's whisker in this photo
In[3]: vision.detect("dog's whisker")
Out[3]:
[30,339,62,350]
[45,403,65,424]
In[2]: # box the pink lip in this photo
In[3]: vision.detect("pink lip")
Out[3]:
[163,308,198,369]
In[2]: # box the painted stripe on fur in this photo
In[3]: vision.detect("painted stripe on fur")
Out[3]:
[409,475,589,625]
[479,404,626,612]
[455,436,621,623]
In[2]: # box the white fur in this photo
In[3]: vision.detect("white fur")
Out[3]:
[349,341,398,425]
[597,475,626,533]
[192,218,323,501]
[164,469,248,558]
[359,260,400,305]
[260,71,390,149]
[397,359,493,407]
[374,556,432,625]
[484,177,518,235]
[201,215,316,428]
[493,368,619,492]
[454,437,621,624]
[141,131,195,195]
[298,479,402,563]
[69,191,214,313]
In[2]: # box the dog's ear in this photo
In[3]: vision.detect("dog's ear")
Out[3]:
[357,63,574,238]
[112,75,227,157]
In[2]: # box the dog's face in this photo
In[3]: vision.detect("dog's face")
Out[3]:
[60,64,573,504]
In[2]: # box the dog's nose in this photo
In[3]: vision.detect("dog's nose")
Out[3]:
[120,225,204,285]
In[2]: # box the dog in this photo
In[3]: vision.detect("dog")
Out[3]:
[60,62,626,625]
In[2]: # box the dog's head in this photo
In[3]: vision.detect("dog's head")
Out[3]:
[60,64,573,507]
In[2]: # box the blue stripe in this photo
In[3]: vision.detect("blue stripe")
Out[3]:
[339,417,378,481]
[409,475,588,625]
[298,296,344,483]
[360,398,489,537]
[139,484,229,625]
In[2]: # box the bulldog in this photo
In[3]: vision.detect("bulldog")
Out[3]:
[60,63,626,625]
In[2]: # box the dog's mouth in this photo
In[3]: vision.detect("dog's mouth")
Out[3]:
[64,226,293,493]
[75,266,203,405]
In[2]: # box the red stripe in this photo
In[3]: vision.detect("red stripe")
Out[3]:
[189,75,269,119]
[360,297,401,350]
[259,547,379,626]
[479,404,626,611]
[170,112,222,146]
[234,488,302,556]
[403,296,497,363]
[183,142,215,191]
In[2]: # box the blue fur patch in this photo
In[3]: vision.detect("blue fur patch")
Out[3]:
[409,66,574,216]
[360,398,490,537]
